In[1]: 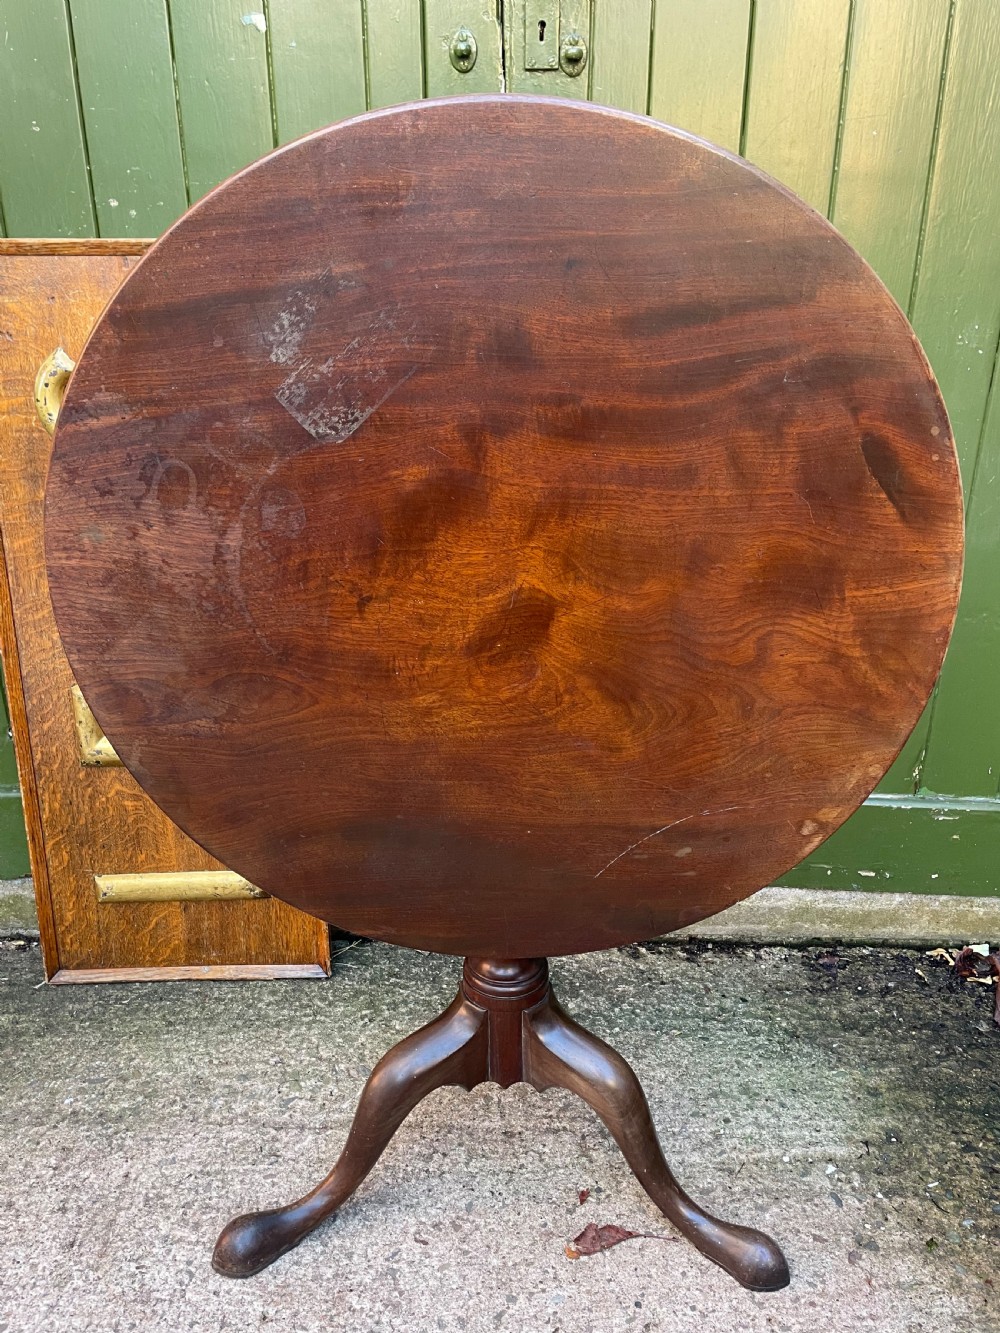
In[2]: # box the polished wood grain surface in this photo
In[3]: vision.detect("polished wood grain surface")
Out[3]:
[45,96,964,958]
[0,251,328,978]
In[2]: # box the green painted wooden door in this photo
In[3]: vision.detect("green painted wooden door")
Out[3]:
[1,0,998,897]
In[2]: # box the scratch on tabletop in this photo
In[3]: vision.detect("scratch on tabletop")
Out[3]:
[593,805,747,879]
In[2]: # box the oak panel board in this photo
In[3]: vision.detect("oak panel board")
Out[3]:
[0,251,329,976]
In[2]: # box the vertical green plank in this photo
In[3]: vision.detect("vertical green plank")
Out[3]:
[835,0,951,793]
[876,0,997,796]
[742,0,850,212]
[69,0,187,236]
[167,0,273,202]
[0,0,96,236]
[268,1,366,143]
[909,1,1000,799]
[830,0,950,306]
[913,1,1000,798]
[590,0,651,114]
[907,0,1000,494]
[648,0,752,151]
[0,680,28,878]
[917,2,1000,789]
[920,355,1000,797]
[424,0,503,96]
[0,796,29,879]
[0,689,16,790]
[364,0,424,108]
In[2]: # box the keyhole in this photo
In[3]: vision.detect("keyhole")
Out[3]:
[538,19,546,40]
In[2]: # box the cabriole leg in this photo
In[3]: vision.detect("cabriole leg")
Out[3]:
[524,994,790,1292]
[213,992,488,1277]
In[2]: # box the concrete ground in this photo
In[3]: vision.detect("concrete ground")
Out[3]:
[1,938,997,1333]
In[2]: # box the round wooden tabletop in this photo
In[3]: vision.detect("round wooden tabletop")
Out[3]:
[46,96,963,957]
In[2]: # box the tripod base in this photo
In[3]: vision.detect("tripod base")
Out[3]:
[212,958,789,1291]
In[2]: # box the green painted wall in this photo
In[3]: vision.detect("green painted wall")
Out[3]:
[0,686,28,877]
[0,0,997,896]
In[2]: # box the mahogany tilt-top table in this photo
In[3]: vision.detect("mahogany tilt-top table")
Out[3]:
[45,96,963,1292]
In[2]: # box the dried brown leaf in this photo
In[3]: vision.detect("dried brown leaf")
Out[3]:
[955,947,983,980]
[565,1221,678,1258]
[567,1222,641,1256]
[578,1188,591,1206]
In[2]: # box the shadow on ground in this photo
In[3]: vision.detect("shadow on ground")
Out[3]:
[0,939,996,1332]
